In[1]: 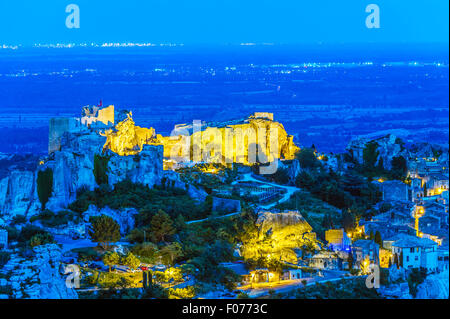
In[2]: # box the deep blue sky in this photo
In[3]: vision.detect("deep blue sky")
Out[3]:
[0,0,448,45]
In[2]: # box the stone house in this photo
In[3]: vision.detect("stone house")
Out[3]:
[380,180,409,202]
[309,251,343,270]
[388,234,438,273]
[325,228,351,252]
[351,240,380,270]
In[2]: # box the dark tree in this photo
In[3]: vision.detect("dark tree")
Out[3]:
[88,215,121,250]
[37,168,53,209]
[374,231,382,247]
[94,154,110,185]
[150,210,175,243]
[295,148,320,169]
[390,156,407,180]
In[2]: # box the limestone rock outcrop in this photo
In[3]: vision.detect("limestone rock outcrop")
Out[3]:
[107,144,163,188]
[241,210,317,264]
[83,205,138,235]
[416,271,449,299]
[0,244,78,299]
[347,134,409,170]
[378,282,412,299]
[45,131,105,211]
[0,170,40,220]
[156,113,300,165]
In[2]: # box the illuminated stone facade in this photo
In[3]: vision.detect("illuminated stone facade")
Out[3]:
[81,104,115,126]
[101,112,299,166]
[100,112,156,156]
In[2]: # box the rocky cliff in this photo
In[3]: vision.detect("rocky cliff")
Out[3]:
[241,210,317,264]
[347,134,409,170]
[0,244,78,299]
[83,205,138,235]
[0,170,40,219]
[107,144,163,188]
[416,271,449,299]
[0,129,165,221]
[45,131,105,211]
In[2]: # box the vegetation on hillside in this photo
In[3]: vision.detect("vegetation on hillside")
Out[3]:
[37,168,53,209]
[93,154,110,185]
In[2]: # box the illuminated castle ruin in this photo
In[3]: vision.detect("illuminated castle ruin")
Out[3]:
[49,105,300,169]
[48,104,116,154]
[100,112,156,156]
[99,111,300,166]
[81,104,115,126]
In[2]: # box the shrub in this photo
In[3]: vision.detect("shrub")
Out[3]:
[29,233,55,248]
[168,286,196,299]
[237,292,250,299]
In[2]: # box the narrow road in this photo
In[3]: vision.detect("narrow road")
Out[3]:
[233,173,300,209]
[187,174,300,224]
[239,271,360,298]
[185,211,242,224]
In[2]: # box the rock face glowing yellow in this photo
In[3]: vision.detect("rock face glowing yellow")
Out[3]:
[81,104,115,126]
[240,210,318,264]
[100,112,300,164]
[100,112,156,156]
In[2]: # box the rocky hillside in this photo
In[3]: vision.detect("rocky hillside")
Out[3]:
[0,244,78,299]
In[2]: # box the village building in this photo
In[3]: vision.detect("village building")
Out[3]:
[379,180,409,202]
[387,234,438,273]
[351,240,380,271]
[309,251,345,270]
[325,229,351,252]
[282,268,303,281]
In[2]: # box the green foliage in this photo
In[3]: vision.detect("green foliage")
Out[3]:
[0,252,11,268]
[295,148,320,169]
[159,242,184,266]
[374,231,382,246]
[69,180,210,223]
[102,251,120,272]
[237,292,250,299]
[29,232,55,248]
[390,156,408,180]
[11,215,27,225]
[131,242,159,263]
[150,210,176,243]
[190,240,239,290]
[93,154,110,185]
[407,268,427,298]
[37,168,53,209]
[122,252,141,270]
[168,286,196,299]
[16,225,52,247]
[72,247,102,262]
[293,166,381,229]
[88,215,121,250]
[363,141,379,169]
[142,284,169,299]
[341,210,356,233]
[29,209,81,228]
[266,167,290,185]
[321,214,334,229]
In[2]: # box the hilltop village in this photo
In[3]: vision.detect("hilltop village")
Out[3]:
[0,104,448,299]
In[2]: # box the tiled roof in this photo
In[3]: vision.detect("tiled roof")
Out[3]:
[352,239,379,249]
[391,234,437,248]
